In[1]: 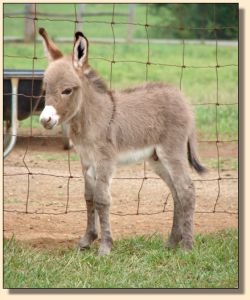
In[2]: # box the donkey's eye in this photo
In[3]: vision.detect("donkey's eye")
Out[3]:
[62,88,72,95]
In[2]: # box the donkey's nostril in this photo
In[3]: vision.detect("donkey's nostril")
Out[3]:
[40,116,51,126]
[40,105,59,129]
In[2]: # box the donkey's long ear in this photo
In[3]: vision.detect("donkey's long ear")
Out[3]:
[39,28,63,63]
[73,32,89,70]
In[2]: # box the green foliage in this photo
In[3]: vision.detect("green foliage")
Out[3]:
[149,3,238,40]
[4,229,238,288]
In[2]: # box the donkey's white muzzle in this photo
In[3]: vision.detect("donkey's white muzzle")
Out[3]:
[40,105,59,129]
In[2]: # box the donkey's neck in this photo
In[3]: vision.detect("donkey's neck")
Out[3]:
[69,80,113,142]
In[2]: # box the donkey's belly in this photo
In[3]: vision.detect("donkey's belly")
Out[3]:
[117,146,155,165]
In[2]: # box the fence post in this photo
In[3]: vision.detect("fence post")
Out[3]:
[76,4,85,31]
[24,4,35,43]
[127,4,136,43]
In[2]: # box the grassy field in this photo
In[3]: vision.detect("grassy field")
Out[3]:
[4,3,238,141]
[7,41,238,142]
[4,229,238,289]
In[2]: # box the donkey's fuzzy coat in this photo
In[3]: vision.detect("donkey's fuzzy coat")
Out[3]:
[39,28,205,255]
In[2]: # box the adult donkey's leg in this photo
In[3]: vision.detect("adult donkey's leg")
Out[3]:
[78,166,98,250]
[94,159,115,256]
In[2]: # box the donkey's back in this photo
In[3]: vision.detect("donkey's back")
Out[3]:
[113,82,194,153]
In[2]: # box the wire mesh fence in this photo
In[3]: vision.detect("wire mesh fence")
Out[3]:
[3,4,238,222]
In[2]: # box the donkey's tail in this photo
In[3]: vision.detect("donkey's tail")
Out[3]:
[187,129,206,174]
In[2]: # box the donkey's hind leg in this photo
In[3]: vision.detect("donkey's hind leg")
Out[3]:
[148,157,183,249]
[155,145,196,250]
[78,166,98,250]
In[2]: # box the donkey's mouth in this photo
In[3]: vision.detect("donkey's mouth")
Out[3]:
[40,115,59,130]
[43,119,58,130]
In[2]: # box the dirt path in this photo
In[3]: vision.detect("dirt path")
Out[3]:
[3,136,238,249]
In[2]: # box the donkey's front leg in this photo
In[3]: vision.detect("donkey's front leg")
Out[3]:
[78,166,98,250]
[94,160,115,256]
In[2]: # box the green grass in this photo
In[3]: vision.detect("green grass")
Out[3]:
[4,198,23,205]
[4,228,238,288]
[4,3,238,141]
[36,152,80,162]
[19,115,41,129]
[204,157,238,171]
[195,105,238,141]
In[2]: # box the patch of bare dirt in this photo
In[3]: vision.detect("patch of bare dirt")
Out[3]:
[3,136,238,249]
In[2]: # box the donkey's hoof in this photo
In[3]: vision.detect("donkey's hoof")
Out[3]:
[165,240,178,250]
[77,232,98,251]
[98,244,112,256]
[180,239,194,251]
[165,234,182,249]
[77,242,90,251]
[98,238,113,256]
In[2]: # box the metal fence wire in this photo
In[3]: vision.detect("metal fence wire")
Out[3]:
[3,4,238,218]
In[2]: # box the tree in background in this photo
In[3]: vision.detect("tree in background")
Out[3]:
[149,3,238,40]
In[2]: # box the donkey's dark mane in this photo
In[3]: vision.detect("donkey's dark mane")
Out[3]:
[85,68,108,94]
[122,82,174,94]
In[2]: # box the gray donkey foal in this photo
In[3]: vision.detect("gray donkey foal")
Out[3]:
[39,28,205,256]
